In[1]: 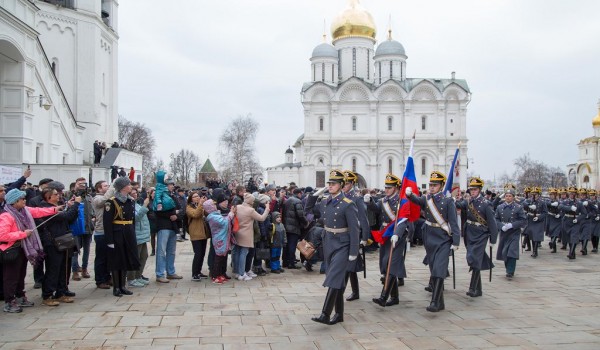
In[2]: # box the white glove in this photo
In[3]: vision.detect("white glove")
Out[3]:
[555,214,561,219]
[363,194,371,203]
[596,216,600,221]
[533,217,538,222]
[551,202,558,207]
[573,219,577,224]
[529,204,537,211]
[405,187,413,196]
[360,240,367,246]
[451,245,459,251]
[348,255,357,261]
[571,205,577,212]
[107,244,115,248]
[390,235,398,248]
[583,201,589,206]
[501,223,513,232]
[488,242,495,249]
[313,187,326,197]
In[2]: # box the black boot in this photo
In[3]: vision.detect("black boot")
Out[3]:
[592,236,599,253]
[330,291,344,324]
[531,241,538,258]
[312,288,338,325]
[551,237,557,253]
[466,269,482,297]
[120,271,133,295]
[372,275,395,307]
[427,277,445,312]
[345,272,359,301]
[568,243,577,260]
[524,236,531,251]
[424,276,434,292]
[582,240,588,255]
[112,272,122,297]
[385,279,399,306]
[398,277,404,286]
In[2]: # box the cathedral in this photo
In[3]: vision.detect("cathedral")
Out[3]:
[567,100,600,189]
[267,0,470,189]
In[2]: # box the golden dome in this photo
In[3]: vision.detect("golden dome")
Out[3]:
[331,0,376,42]
[593,103,600,127]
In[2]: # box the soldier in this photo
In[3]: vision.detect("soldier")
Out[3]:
[588,189,600,253]
[455,177,497,298]
[522,187,548,258]
[558,187,587,259]
[578,188,592,255]
[103,177,140,297]
[495,187,527,278]
[366,174,408,307]
[546,188,563,253]
[405,171,460,312]
[520,187,532,252]
[341,170,370,302]
[558,188,569,250]
[311,169,359,325]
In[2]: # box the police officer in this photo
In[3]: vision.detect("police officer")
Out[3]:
[341,170,370,302]
[559,187,587,259]
[522,187,547,258]
[455,177,497,298]
[406,171,460,312]
[578,188,592,255]
[588,189,600,253]
[366,174,409,307]
[546,188,563,253]
[103,177,140,297]
[311,169,359,325]
[495,187,527,278]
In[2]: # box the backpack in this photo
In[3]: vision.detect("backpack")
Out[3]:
[69,203,86,235]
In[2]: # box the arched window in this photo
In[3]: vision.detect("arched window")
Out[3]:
[387,116,393,131]
[388,158,393,174]
[584,175,590,183]
[352,116,357,131]
[313,64,316,81]
[352,157,357,172]
[319,117,324,131]
[322,63,325,81]
[352,48,357,76]
[421,157,426,175]
[421,116,427,130]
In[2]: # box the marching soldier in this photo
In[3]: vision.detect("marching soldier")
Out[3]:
[578,188,592,255]
[405,171,460,312]
[522,187,547,258]
[558,188,569,250]
[588,189,600,253]
[495,186,526,278]
[311,169,359,325]
[546,188,563,253]
[341,170,370,302]
[455,177,497,298]
[366,174,408,307]
[520,187,532,252]
[558,187,586,260]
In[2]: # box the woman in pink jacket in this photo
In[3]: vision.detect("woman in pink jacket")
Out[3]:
[234,193,270,281]
[0,189,61,313]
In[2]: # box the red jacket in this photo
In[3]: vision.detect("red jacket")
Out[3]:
[0,206,56,251]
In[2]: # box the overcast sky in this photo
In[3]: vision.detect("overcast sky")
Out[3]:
[118,0,600,183]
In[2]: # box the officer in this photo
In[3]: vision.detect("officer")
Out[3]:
[520,187,532,252]
[588,189,600,253]
[578,188,592,255]
[559,187,587,259]
[311,169,359,325]
[406,171,460,312]
[546,188,563,253]
[495,187,527,278]
[558,187,569,250]
[341,170,370,302]
[522,187,548,258]
[455,177,497,298]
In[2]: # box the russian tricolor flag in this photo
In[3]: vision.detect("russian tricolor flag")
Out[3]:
[444,146,460,198]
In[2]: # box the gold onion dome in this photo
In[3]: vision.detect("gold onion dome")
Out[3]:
[593,101,600,127]
[331,0,377,42]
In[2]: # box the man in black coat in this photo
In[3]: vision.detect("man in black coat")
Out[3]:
[282,188,308,269]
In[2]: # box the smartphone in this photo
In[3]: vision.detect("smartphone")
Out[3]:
[27,164,30,170]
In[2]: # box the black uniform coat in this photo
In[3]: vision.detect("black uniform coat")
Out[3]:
[318,192,359,289]
[103,196,140,271]
[407,191,460,279]
[456,194,498,271]
[558,199,586,244]
[545,198,563,238]
[522,198,548,242]
[495,202,527,261]
[344,189,370,273]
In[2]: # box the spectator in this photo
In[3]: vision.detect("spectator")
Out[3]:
[118,167,127,178]
[93,141,102,164]
[153,171,181,283]
[71,177,94,281]
[252,194,272,276]
[146,188,158,256]
[175,188,188,242]
[269,212,287,273]
[27,177,54,289]
[204,198,235,284]
[231,185,246,206]
[110,166,118,182]
[234,193,270,281]
[126,188,151,288]
[128,167,135,182]
[282,188,308,269]
[186,191,209,281]
[91,180,113,289]
[111,141,119,148]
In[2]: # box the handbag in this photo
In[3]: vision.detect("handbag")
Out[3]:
[296,239,316,260]
[0,242,21,264]
[232,216,240,234]
[53,233,76,252]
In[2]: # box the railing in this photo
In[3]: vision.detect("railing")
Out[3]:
[39,0,76,10]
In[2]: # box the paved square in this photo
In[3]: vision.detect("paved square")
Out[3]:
[1,239,600,349]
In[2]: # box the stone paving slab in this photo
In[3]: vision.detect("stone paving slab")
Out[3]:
[2,237,600,349]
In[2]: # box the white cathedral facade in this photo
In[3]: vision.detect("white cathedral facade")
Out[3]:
[567,101,600,189]
[267,0,470,189]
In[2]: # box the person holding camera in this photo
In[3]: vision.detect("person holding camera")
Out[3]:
[186,191,209,281]
[71,178,94,281]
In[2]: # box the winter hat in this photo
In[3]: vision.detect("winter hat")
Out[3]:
[304,186,314,194]
[202,199,217,214]
[5,189,26,205]
[114,177,131,192]
[265,185,276,192]
[243,192,255,205]
[46,181,65,191]
[215,192,227,205]
[257,194,270,205]
[272,211,281,220]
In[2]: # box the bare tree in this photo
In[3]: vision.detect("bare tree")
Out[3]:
[513,153,565,189]
[144,158,165,187]
[218,114,263,183]
[118,116,156,184]
[169,149,201,187]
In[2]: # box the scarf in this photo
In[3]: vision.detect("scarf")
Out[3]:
[4,204,45,267]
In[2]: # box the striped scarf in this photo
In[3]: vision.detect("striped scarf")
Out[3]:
[4,204,45,266]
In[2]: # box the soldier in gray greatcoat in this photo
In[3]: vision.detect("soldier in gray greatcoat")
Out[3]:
[546,188,563,253]
[311,169,359,326]
[455,177,497,298]
[577,188,592,255]
[406,171,460,312]
[522,186,548,258]
[495,187,527,278]
[558,186,587,259]
[341,170,370,302]
[558,188,570,250]
[588,189,600,253]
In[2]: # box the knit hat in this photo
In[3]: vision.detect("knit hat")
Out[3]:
[215,192,227,205]
[114,177,131,192]
[272,211,281,220]
[5,188,26,205]
[257,194,270,205]
[243,192,255,205]
[266,184,276,192]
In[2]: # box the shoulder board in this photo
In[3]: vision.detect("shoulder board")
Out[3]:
[110,196,115,200]
[343,198,353,203]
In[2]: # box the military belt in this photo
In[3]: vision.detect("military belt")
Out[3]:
[527,213,540,217]
[466,220,484,227]
[564,214,575,218]
[424,220,442,228]
[324,226,348,234]
[113,220,133,225]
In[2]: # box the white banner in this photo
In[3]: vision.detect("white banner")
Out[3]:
[0,165,22,185]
